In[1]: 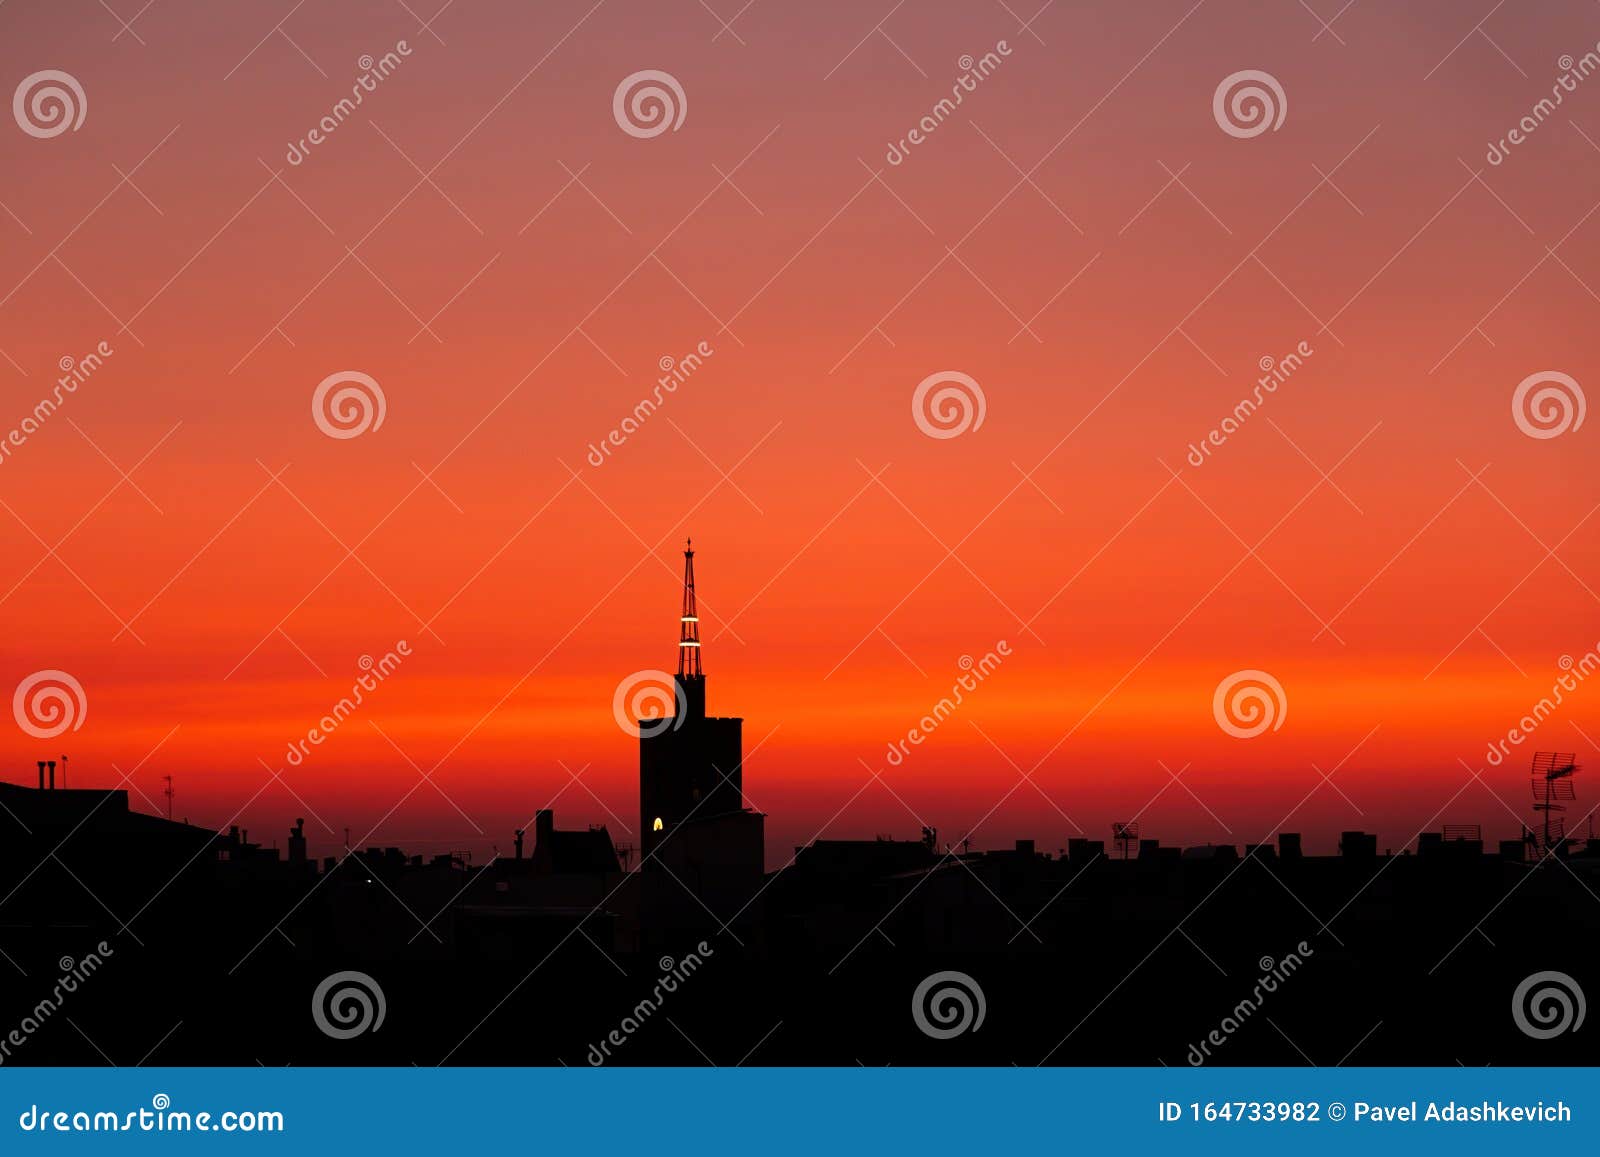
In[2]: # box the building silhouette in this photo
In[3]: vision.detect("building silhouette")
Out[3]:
[636,541,764,933]
[529,808,621,874]
[639,540,746,855]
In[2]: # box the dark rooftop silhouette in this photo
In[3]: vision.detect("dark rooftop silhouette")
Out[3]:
[0,546,1594,1067]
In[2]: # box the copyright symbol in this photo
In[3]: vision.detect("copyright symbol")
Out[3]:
[1328,1102,1346,1121]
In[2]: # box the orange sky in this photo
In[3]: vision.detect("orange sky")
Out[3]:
[1,0,1597,864]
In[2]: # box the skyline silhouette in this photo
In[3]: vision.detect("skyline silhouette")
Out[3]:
[2,2,1597,882]
[4,538,1590,869]
[0,545,1595,1067]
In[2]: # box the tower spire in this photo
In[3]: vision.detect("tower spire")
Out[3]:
[678,538,702,677]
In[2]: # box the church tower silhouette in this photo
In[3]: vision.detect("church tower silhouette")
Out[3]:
[639,540,745,860]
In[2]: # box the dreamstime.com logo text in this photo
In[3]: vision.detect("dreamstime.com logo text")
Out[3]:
[884,643,1011,767]
[1186,942,1314,1064]
[1484,646,1599,766]
[1187,341,1313,466]
[283,643,410,767]
[286,42,413,164]
[885,42,1012,165]
[0,943,114,1065]
[587,341,714,466]
[18,1095,283,1134]
[0,342,114,469]
[587,943,714,1063]
[1487,47,1600,165]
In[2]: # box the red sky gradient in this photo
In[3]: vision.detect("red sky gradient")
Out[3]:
[1,0,1597,865]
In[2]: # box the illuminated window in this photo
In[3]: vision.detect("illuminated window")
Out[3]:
[652,817,664,832]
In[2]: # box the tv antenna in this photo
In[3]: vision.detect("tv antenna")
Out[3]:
[1111,821,1139,860]
[1530,751,1580,856]
[162,775,174,820]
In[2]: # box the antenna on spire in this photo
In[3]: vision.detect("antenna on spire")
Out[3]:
[679,537,702,678]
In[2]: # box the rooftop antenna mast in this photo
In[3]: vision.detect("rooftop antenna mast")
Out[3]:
[162,775,174,820]
[1530,751,1580,856]
[678,538,701,678]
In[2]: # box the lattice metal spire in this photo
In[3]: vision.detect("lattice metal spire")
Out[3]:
[678,538,701,677]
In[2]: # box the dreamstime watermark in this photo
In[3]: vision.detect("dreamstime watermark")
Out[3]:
[311,970,386,1039]
[612,670,686,739]
[18,1096,284,1134]
[613,70,686,138]
[884,643,1011,767]
[13,70,86,138]
[1484,647,1599,766]
[1186,943,1314,1064]
[0,942,114,1065]
[885,42,1013,165]
[586,943,714,1063]
[1212,69,1286,138]
[0,341,113,468]
[1186,341,1313,466]
[1511,371,1585,439]
[912,370,986,439]
[1487,48,1600,165]
[1212,669,1286,739]
[586,341,714,466]
[1512,971,1585,1039]
[911,970,986,1039]
[285,43,412,165]
[313,370,387,439]
[283,643,410,767]
[13,670,86,740]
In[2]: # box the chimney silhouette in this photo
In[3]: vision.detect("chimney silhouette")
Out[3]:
[36,760,45,790]
[532,810,554,871]
[46,760,56,790]
[514,828,526,860]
